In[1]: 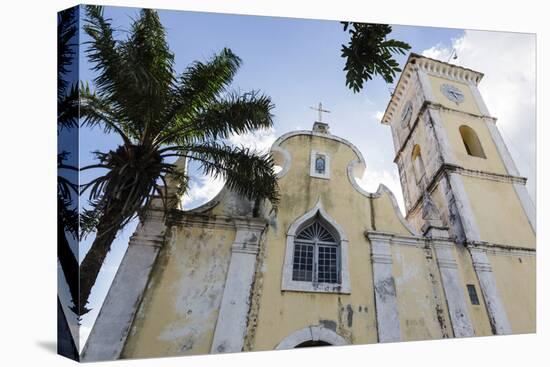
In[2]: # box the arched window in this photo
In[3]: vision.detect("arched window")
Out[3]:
[292,218,339,283]
[411,144,426,184]
[459,125,486,158]
[282,200,350,293]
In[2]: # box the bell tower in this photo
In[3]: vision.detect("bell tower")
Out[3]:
[381,53,535,246]
[381,53,536,336]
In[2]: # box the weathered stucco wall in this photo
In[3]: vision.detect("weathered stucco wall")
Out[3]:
[392,244,450,340]
[453,245,493,336]
[122,223,236,358]
[488,252,536,334]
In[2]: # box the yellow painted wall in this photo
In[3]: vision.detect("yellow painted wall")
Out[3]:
[438,111,508,174]
[461,176,535,247]
[122,224,236,358]
[488,253,536,334]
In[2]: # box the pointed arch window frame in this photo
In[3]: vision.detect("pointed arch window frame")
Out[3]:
[282,200,351,294]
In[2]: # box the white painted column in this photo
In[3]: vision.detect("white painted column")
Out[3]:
[427,108,459,166]
[432,240,475,337]
[368,233,401,342]
[416,68,436,102]
[447,172,482,242]
[469,247,512,335]
[210,219,265,353]
[82,210,167,361]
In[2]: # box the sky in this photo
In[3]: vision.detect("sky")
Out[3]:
[60,5,536,350]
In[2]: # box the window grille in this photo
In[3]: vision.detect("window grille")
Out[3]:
[292,220,340,284]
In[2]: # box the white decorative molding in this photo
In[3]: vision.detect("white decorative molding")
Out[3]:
[367,230,425,248]
[309,150,331,179]
[270,130,365,168]
[367,232,401,342]
[468,239,536,256]
[270,145,292,179]
[282,199,351,294]
[468,247,512,335]
[275,325,348,350]
[432,240,475,337]
[211,219,266,354]
[417,56,483,85]
[417,68,436,102]
[82,211,167,362]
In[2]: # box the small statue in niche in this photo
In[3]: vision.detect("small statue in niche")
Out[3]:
[315,155,326,174]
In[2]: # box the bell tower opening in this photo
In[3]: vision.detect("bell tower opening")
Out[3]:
[459,125,486,158]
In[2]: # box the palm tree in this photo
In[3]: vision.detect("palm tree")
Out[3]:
[78,6,280,316]
[57,6,80,359]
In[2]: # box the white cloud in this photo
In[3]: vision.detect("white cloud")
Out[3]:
[182,128,278,210]
[422,31,536,200]
[356,168,405,215]
[182,175,225,209]
[228,127,277,153]
[422,43,454,62]
[374,110,384,121]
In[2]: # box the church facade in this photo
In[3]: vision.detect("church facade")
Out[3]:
[83,54,536,361]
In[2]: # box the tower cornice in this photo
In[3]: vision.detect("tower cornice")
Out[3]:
[381,53,484,125]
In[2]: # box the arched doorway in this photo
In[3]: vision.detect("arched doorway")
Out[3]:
[295,340,332,348]
[275,325,348,350]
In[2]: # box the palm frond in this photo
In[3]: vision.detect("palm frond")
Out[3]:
[79,83,134,146]
[184,142,279,208]
[159,90,274,145]
[58,7,77,99]
[164,48,241,125]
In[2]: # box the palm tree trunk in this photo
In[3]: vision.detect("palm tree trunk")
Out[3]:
[78,204,123,316]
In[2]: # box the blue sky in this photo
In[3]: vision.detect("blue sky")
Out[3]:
[63,5,535,349]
